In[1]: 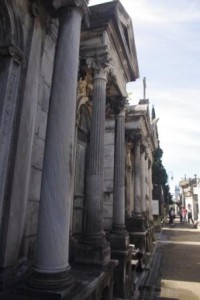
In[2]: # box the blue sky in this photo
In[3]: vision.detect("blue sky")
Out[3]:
[89,0,200,193]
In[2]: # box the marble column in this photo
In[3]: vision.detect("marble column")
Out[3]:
[75,64,110,266]
[140,146,146,214]
[148,160,153,220]
[109,109,129,249]
[113,109,126,231]
[125,143,133,217]
[30,2,87,290]
[134,138,142,215]
[145,155,149,217]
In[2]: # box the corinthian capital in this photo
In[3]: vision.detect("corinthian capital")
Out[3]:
[53,0,83,9]
[53,0,89,25]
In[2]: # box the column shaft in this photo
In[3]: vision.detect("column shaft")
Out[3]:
[85,69,107,239]
[140,150,146,213]
[34,7,82,277]
[134,140,142,214]
[148,162,153,220]
[113,111,125,229]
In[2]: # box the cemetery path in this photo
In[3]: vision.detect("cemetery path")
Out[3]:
[139,220,200,300]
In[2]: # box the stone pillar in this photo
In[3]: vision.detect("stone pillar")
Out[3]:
[140,145,146,214]
[125,143,133,217]
[110,109,129,246]
[30,2,88,290]
[145,155,150,217]
[134,138,142,214]
[109,109,132,299]
[113,110,126,231]
[75,62,110,266]
[148,160,153,220]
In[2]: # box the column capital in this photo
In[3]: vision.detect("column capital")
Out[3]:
[53,0,89,25]
[0,44,24,65]
[108,96,128,116]
[86,53,114,80]
[53,0,88,9]
[125,131,142,144]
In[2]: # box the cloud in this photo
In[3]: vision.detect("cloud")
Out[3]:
[127,0,200,24]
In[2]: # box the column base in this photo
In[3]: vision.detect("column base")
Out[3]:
[126,215,148,252]
[27,269,73,291]
[17,282,74,300]
[111,247,133,299]
[107,230,130,250]
[126,214,146,232]
[0,258,28,290]
[75,239,111,266]
[15,261,118,300]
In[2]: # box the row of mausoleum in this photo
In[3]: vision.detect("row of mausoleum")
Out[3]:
[0,1,159,299]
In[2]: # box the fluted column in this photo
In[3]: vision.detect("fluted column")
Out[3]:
[30,1,88,289]
[145,155,149,216]
[75,62,110,265]
[134,138,142,214]
[113,109,126,230]
[125,143,134,217]
[140,146,146,213]
[108,108,129,251]
[148,160,153,220]
[85,68,107,239]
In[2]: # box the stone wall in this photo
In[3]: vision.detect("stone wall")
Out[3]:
[0,0,58,264]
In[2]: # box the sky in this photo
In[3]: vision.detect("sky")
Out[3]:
[89,0,200,193]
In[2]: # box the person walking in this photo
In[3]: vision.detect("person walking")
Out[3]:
[187,205,194,224]
[169,207,175,225]
[178,207,182,223]
[181,206,187,223]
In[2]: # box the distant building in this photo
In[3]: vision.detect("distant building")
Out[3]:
[179,178,198,220]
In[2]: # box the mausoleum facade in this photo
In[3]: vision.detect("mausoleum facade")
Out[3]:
[0,1,158,299]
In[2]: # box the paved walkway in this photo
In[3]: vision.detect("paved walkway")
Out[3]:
[139,220,200,300]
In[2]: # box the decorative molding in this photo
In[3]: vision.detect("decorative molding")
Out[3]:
[107,96,128,115]
[86,53,112,76]
[31,1,57,36]
[0,44,24,65]
[125,130,141,143]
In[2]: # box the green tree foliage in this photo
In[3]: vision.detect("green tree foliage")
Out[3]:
[152,146,172,203]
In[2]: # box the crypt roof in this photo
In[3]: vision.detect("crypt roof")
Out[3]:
[80,0,139,97]
[125,101,158,153]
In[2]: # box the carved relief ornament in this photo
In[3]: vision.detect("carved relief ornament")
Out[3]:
[125,131,142,144]
[85,53,115,79]
[0,44,24,65]
[107,96,128,116]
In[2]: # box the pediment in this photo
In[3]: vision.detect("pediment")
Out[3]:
[81,1,139,97]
